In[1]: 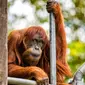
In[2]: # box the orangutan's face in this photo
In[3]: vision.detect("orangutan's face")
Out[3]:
[22,34,45,66]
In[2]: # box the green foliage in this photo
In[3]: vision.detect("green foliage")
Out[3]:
[29,0,48,23]
[69,41,85,57]
[65,0,85,30]
[68,41,85,74]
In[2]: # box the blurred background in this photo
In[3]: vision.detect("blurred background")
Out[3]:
[8,0,85,76]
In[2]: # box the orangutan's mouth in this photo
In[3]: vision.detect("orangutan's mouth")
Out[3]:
[31,53,40,57]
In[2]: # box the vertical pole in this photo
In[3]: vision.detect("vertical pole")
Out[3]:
[49,13,56,85]
[48,0,58,85]
[0,0,7,85]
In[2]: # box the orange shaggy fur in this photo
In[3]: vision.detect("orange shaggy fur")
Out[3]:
[8,2,72,85]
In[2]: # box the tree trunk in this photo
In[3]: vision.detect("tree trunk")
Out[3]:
[0,0,7,85]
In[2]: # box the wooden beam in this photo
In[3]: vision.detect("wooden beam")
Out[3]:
[0,0,7,84]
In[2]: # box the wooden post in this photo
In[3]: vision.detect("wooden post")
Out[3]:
[0,0,7,85]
